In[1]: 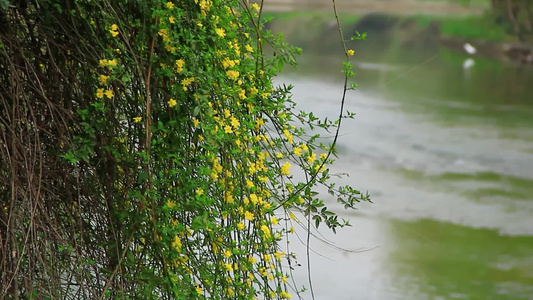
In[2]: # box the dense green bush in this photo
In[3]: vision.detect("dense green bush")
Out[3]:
[0,0,368,298]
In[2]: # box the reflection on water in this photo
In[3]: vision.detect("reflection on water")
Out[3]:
[275,17,533,300]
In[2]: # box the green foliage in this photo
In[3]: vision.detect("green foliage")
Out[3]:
[0,0,369,299]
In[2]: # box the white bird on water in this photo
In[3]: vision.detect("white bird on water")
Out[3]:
[464,43,477,55]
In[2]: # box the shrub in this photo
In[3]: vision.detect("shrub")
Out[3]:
[0,0,368,298]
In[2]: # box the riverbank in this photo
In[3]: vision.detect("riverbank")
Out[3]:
[263,10,533,65]
[259,0,487,16]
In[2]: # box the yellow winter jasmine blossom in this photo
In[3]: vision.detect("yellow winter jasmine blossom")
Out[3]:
[244,211,254,220]
[98,74,109,85]
[281,162,291,175]
[230,116,240,128]
[96,88,104,98]
[196,286,203,294]
[172,235,182,252]
[238,88,246,99]
[175,59,185,72]
[169,16,175,24]
[104,90,113,98]
[260,225,271,237]
[193,119,200,127]
[195,188,203,196]
[246,180,254,188]
[251,3,259,11]
[133,116,142,123]
[99,59,108,67]
[215,27,226,38]
[245,44,253,52]
[166,1,174,9]
[224,192,234,203]
[168,98,177,107]
[226,70,239,80]
[308,153,316,163]
[224,263,233,271]
[224,125,233,134]
[293,147,302,156]
[167,200,176,209]
[107,59,117,67]
[224,250,231,258]
[347,49,355,56]
[276,153,283,159]
[270,217,278,225]
[237,222,245,230]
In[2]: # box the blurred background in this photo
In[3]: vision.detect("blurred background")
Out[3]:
[258,0,533,299]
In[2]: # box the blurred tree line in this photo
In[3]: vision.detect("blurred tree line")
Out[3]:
[492,0,533,42]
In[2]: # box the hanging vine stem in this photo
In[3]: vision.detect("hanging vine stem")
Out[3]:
[303,1,356,299]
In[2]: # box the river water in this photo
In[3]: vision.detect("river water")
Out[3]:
[274,19,533,300]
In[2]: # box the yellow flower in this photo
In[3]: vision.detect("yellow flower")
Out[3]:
[224,250,232,258]
[166,1,174,9]
[237,222,245,230]
[98,74,109,85]
[107,59,117,67]
[260,225,271,237]
[244,211,254,220]
[96,88,104,98]
[308,153,316,163]
[169,16,175,24]
[281,162,291,175]
[195,188,203,196]
[226,70,239,80]
[293,147,302,157]
[167,200,176,209]
[197,22,203,27]
[246,180,254,188]
[168,98,177,107]
[245,44,253,53]
[182,77,195,86]
[224,125,233,134]
[196,286,203,294]
[347,49,355,56]
[276,153,283,159]
[320,153,328,160]
[133,116,142,123]
[104,90,114,98]
[224,262,233,271]
[172,235,182,252]
[271,217,278,225]
[110,30,119,37]
[111,24,118,31]
[224,192,234,203]
[175,59,185,72]
[193,119,200,127]
[251,3,260,11]
[99,59,108,67]
[230,116,240,128]
[215,27,225,38]
[238,88,246,99]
